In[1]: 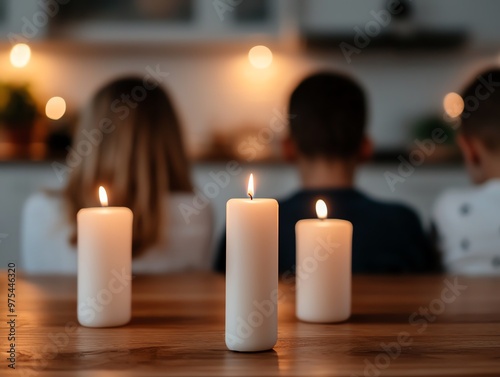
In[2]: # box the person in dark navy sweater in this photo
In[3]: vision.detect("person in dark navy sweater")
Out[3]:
[214,72,439,275]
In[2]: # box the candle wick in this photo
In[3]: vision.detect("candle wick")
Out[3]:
[248,193,253,200]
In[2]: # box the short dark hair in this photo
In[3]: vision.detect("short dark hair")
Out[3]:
[288,72,367,159]
[460,68,500,152]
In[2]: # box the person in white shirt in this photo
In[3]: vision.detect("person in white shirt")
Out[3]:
[433,68,500,275]
[21,77,213,274]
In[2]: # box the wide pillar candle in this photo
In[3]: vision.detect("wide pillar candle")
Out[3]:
[77,186,133,328]
[225,174,278,352]
[295,199,352,323]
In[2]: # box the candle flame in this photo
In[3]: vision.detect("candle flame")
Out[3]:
[99,186,108,207]
[247,174,254,200]
[316,199,327,219]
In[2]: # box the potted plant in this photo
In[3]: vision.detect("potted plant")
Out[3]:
[0,82,38,145]
[411,115,460,163]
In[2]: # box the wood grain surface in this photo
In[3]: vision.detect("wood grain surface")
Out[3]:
[1,272,499,376]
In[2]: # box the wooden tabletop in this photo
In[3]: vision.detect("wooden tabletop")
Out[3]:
[1,272,500,377]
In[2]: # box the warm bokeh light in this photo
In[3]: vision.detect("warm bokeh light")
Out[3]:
[10,43,31,68]
[443,92,465,118]
[247,174,254,199]
[45,96,67,120]
[248,45,273,69]
[99,186,108,207]
[316,200,327,220]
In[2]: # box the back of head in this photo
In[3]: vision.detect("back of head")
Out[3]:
[460,68,500,152]
[65,76,192,255]
[288,72,367,159]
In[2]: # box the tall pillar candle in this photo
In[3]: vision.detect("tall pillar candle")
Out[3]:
[77,186,133,328]
[226,174,278,352]
[295,199,352,323]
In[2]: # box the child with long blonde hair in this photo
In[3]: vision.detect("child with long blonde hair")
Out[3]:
[22,77,213,273]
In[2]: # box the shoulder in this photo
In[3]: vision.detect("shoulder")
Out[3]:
[278,192,298,208]
[167,192,213,226]
[278,191,309,219]
[433,187,474,222]
[22,191,66,232]
[21,191,75,274]
[23,191,64,216]
[168,192,213,211]
[279,190,306,208]
[362,193,421,223]
[435,187,472,205]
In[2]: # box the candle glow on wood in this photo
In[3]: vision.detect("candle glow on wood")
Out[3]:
[316,199,327,219]
[99,186,108,207]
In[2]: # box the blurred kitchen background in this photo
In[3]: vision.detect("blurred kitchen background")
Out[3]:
[1,0,499,267]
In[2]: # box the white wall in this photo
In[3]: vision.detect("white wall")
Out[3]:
[0,0,499,156]
[302,0,500,46]
[0,45,497,156]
